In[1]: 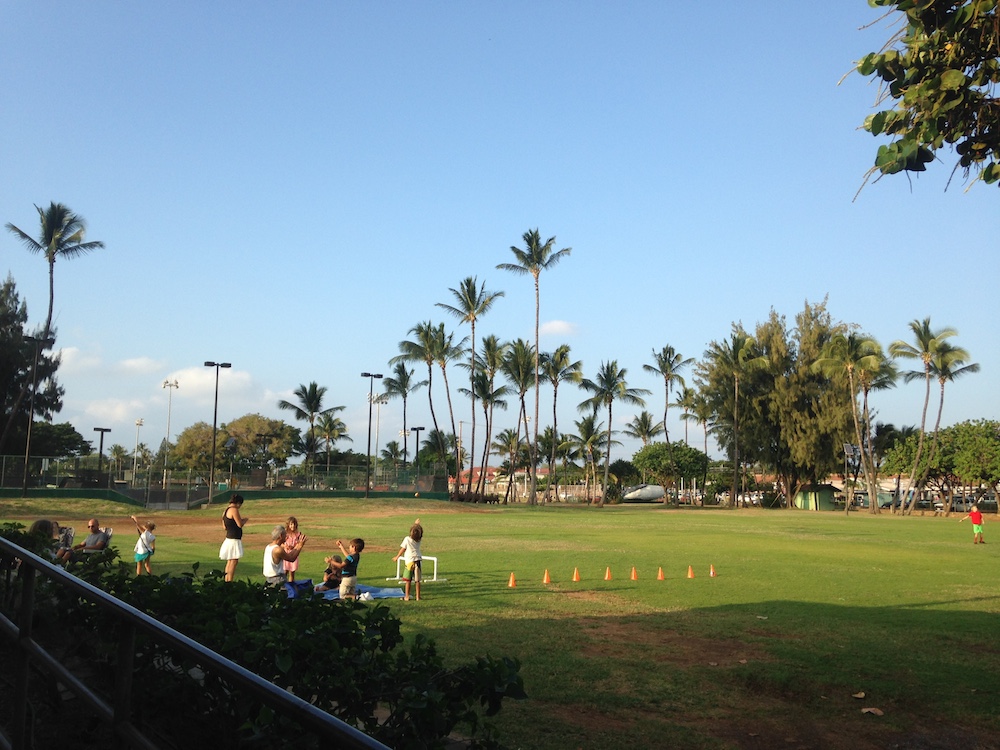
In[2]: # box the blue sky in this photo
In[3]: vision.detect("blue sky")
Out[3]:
[2,2,997,465]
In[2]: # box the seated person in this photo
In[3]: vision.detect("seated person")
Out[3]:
[56,519,109,563]
[314,555,343,592]
[263,525,307,586]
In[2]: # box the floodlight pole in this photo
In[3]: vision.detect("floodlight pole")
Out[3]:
[205,361,231,498]
[361,372,383,498]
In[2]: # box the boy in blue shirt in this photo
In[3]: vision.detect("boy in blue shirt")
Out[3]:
[330,538,365,600]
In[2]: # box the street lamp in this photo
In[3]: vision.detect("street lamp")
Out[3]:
[21,335,55,496]
[132,418,144,483]
[162,379,179,489]
[93,427,111,485]
[204,361,231,497]
[361,372,383,498]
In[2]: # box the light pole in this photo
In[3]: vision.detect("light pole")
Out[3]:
[204,361,231,497]
[162,379,179,489]
[21,335,55,496]
[132,418,144,484]
[369,392,389,482]
[411,426,424,478]
[93,427,111,485]
[399,429,410,470]
[361,372,383,498]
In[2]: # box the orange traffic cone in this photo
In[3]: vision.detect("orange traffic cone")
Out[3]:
[604,567,612,581]
[572,567,581,582]
[630,566,638,581]
[543,569,551,584]
[508,572,517,588]
[657,567,665,581]
[710,565,717,577]
[687,565,695,579]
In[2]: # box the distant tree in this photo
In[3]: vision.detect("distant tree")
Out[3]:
[437,276,504,494]
[393,321,445,458]
[579,361,649,507]
[29,421,90,458]
[277,382,343,466]
[315,413,352,472]
[0,275,62,453]
[382,362,426,468]
[498,229,571,505]
[633,441,709,491]
[890,317,958,514]
[173,422,221,472]
[857,1,1000,188]
[622,411,664,447]
[225,414,296,471]
[540,344,582,502]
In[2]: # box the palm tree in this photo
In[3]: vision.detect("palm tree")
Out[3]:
[502,338,536,472]
[644,345,693,502]
[429,325,468,491]
[675,386,697,445]
[814,332,886,515]
[6,203,104,346]
[381,440,404,469]
[889,318,957,514]
[392,321,444,459]
[315,413,352,472]
[565,414,611,504]
[459,369,509,496]
[623,411,663,447]
[382,362,427,469]
[703,330,766,507]
[437,276,505,494]
[578,360,649,507]
[541,344,582,502]
[277,383,344,465]
[920,342,979,493]
[498,229,571,505]
[491,428,522,504]
[5,203,103,447]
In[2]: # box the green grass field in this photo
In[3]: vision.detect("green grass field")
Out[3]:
[4,496,998,749]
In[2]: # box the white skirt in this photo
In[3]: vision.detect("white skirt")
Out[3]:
[219,538,244,560]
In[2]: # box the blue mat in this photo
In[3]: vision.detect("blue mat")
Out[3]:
[284,579,404,600]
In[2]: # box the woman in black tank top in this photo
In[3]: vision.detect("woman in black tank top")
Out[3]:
[219,495,248,582]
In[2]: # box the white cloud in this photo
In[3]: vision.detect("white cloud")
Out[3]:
[540,320,578,337]
[58,346,103,374]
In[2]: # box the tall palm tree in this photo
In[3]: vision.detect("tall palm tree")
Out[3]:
[491,428,522,504]
[565,414,610,504]
[5,203,103,447]
[502,338,536,471]
[889,318,957,514]
[703,330,766,507]
[382,362,427,469]
[498,229,571,505]
[459,369,509,496]
[541,344,582,502]
[623,411,663,447]
[920,342,979,493]
[392,321,444,459]
[578,360,649,507]
[315,412,352,472]
[437,277,504,493]
[814,332,886,516]
[6,203,105,346]
[429,325,468,491]
[277,383,344,465]
[643,345,693,501]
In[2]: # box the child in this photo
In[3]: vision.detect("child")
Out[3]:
[282,516,303,582]
[392,519,423,601]
[960,504,986,544]
[130,515,156,575]
[314,555,343,592]
[329,538,364,600]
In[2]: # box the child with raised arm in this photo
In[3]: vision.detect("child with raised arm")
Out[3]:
[960,504,986,544]
[329,538,364,600]
[130,515,156,575]
[392,519,423,601]
[314,555,343,592]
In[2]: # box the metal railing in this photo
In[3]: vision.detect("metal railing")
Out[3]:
[0,538,388,750]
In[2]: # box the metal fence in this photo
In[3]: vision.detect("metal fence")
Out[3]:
[0,537,388,750]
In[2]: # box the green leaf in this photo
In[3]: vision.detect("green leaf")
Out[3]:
[940,69,966,90]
